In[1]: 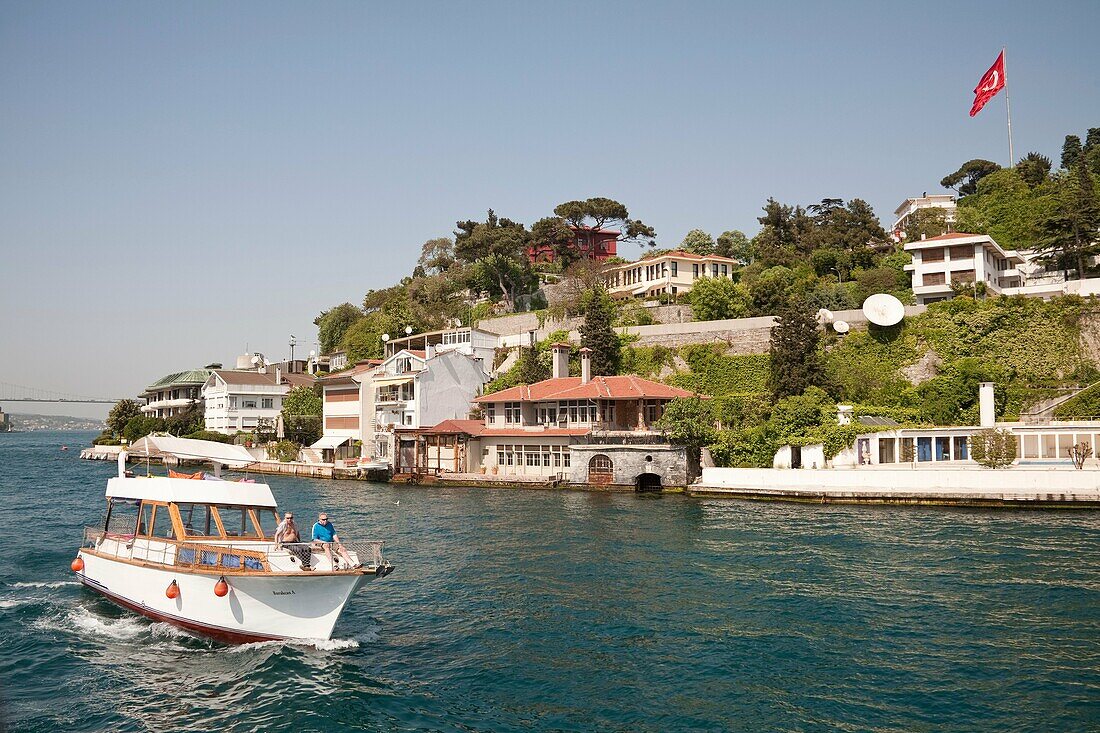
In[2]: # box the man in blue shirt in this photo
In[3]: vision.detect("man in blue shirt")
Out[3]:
[311,512,359,570]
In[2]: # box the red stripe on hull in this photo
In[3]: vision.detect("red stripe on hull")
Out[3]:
[80,579,284,645]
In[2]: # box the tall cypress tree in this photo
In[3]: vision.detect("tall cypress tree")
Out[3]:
[580,287,620,376]
[1038,155,1100,279]
[768,301,829,400]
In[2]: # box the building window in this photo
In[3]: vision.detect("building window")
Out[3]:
[951,270,975,284]
[396,357,412,373]
[721,264,728,277]
[671,261,677,276]
[935,436,951,461]
[693,264,699,279]
[917,437,932,462]
[953,436,968,460]
[486,404,496,423]
[588,454,613,484]
[504,402,521,424]
[711,264,719,277]
[242,400,258,409]
[924,272,946,286]
[922,247,945,263]
[261,398,273,409]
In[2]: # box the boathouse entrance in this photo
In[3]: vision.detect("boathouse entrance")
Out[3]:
[587,454,614,485]
[635,473,662,492]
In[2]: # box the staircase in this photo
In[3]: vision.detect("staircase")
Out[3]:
[300,447,325,464]
[1019,382,1098,424]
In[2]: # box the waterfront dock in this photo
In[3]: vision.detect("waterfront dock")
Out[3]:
[692,466,1100,507]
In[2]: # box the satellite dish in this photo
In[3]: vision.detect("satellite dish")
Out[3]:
[863,293,905,327]
[381,333,390,342]
[816,308,834,325]
[309,349,316,357]
[250,356,260,365]
[833,321,850,334]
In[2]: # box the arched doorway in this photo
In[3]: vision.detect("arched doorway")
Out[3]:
[588,454,613,485]
[635,473,662,492]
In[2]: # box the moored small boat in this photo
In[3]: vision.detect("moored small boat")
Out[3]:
[72,436,393,643]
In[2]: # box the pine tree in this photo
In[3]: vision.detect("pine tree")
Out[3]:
[580,287,620,376]
[1037,155,1100,278]
[1061,135,1083,170]
[768,301,829,400]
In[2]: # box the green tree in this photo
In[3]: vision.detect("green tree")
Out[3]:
[580,287,620,376]
[768,301,828,400]
[1061,134,1082,170]
[941,159,1001,196]
[902,206,949,240]
[1016,152,1052,188]
[746,265,798,315]
[122,415,163,443]
[281,385,322,446]
[655,397,717,448]
[553,197,656,249]
[968,428,1017,469]
[715,229,753,262]
[688,276,749,321]
[416,237,456,275]
[1085,128,1100,175]
[107,399,143,437]
[680,229,715,254]
[1036,156,1100,279]
[530,216,577,265]
[314,303,364,355]
[164,406,205,437]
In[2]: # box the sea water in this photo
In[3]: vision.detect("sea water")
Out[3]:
[1,431,1098,732]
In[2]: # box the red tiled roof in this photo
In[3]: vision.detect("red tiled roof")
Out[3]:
[481,428,590,437]
[320,360,381,380]
[421,419,489,436]
[475,375,697,402]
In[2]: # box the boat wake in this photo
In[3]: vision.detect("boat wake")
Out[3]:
[10,580,80,589]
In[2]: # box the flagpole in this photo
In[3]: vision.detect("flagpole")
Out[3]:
[1003,46,1014,165]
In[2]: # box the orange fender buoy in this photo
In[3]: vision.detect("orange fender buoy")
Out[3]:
[71,556,84,572]
[214,576,229,597]
[166,580,180,599]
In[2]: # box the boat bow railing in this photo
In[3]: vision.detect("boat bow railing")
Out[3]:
[82,527,387,574]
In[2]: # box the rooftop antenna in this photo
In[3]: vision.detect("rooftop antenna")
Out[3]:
[289,334,297,362]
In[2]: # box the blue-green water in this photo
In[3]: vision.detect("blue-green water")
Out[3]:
[1,431,1098,732]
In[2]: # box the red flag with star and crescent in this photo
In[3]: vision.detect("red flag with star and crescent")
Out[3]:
[970,51,1006,117]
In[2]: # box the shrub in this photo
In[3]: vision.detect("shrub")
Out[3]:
[183,430,234,444]
[268,440,300,463]
[968,428,1017,469]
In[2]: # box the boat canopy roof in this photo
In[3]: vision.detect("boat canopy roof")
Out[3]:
[106,476,278,508]
[126,434,257,468]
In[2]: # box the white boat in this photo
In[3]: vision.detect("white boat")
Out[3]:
[72,436,393,644]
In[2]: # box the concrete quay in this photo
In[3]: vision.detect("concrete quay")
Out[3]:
[691,467,1100,508]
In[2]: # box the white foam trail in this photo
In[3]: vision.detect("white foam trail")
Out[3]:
[0,598,31,609]
[33,608,148,640]
[230,637,362,653]
[10,581,79,589]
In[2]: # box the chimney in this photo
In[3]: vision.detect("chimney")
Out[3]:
[275,365,282,385]
[921,233,927,241]
[551,343,571,379]
[425,343,435,359]
[579,347,592,383]
[979,382,995,427]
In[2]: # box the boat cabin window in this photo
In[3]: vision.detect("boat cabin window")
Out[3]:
[175,503,217,537]
[148,504,175,540]
[137,503,154,536]
[105,498,140,536]
[214,506,262,538]
[255,509,279,538]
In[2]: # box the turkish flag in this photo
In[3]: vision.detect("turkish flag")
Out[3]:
[970,51,1006,117]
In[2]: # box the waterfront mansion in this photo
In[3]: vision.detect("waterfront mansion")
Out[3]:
[601,250,741,300]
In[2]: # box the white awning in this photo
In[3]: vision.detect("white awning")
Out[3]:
[105,476,277,507]
[127,434,257,468]
[373,375,415,388]
[311,435,351,451]
[632,284,650,296]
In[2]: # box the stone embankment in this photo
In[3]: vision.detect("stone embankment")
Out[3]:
[692,466,1100,507]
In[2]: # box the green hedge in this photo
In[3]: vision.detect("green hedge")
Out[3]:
[669,346,769,396]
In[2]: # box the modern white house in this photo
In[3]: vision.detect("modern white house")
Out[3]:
[371,346,490,463]
[201,368,315,434]
[904,232,1100,305]
[891,194,957,240]
[140,369,214,419]
[602,250,741,300]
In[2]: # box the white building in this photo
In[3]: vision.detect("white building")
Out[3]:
[892,194,957,240]
[904,232,1100,305]
[601,250,741,300]
[201,368,316,434]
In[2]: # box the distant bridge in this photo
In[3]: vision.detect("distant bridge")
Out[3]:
[0,381,124,405]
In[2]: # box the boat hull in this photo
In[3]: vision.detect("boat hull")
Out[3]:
[77,551,375,643]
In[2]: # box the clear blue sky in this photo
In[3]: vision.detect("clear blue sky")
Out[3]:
[2,0,1098,418]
